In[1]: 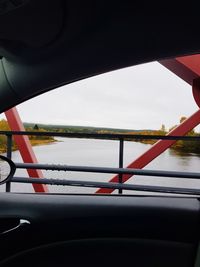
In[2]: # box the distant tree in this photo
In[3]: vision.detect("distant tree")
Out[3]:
[168,125,177,133]
[33,124,39,130]
[169,117,188,133]
[180,116,195,135]
[0,119,18,152]
[0,119,10,131]
[169,116,200,153]
[160,124,166,133]
[180,116,187,124]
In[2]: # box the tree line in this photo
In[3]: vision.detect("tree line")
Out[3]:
[0,117,200,154]
[0,120,55,153]
[132,117,200,154]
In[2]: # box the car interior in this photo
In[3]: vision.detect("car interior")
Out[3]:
[0,1,200,266]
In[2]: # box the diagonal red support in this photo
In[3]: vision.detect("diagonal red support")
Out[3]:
[96,109,200,194]
[159,54,200,85]
[97,54,200,194]
[5,107,48,193]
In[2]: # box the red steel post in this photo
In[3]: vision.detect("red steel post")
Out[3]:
[159,56,200,85]
[5,107,48,193]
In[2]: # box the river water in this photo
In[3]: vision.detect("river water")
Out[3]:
[1,137,200,195]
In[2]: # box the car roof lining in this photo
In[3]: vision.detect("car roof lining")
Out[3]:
[0,1,200,112]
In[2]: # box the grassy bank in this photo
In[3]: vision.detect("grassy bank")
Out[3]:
[24,120,200,154]
[1,117,200,155]
[0,139,56,154]
[0,120,55,154]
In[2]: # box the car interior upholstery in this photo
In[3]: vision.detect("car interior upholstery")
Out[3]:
[0,1,200,266]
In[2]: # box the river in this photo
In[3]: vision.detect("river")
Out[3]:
[1,137,200,194]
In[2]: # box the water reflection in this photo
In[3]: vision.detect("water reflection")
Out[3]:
[0,158,10,183]
[169,148,200,158]
[168,149,192,167]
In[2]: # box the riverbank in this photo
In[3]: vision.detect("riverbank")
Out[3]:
[1,118,200,155]
[133,136,200,154]
[0,138,56,154]
[28,139,56,147]
[0,119,56,154]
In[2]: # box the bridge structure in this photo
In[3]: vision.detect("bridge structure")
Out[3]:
[3,54,200,193]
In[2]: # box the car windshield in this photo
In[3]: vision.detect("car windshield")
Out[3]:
[0,59,200,196]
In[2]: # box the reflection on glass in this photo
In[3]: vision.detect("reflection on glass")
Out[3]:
[0,158,11,183]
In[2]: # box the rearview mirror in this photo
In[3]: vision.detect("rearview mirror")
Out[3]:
[0,156,16,185]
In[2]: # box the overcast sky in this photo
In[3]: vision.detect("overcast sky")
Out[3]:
[1,61,199,131]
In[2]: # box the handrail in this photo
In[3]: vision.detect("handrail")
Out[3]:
[11,176,200,196]
[15,163,200,180]
[0,130,200,140]
[0,130,200,195]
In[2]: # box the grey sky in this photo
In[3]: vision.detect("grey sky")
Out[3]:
[1,61,199,131]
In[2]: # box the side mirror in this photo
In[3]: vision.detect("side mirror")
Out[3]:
[0,156,16,185]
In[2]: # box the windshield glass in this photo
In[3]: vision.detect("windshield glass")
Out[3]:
[0,60,200,196]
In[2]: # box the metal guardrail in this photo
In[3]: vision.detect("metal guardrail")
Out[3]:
[0,130,200,195]
[1,130,200,140]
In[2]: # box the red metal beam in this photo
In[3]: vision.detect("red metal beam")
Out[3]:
[97,54,200,194]
[5,107,48,193]
[159,54,200,85]
[96,108,200,194]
